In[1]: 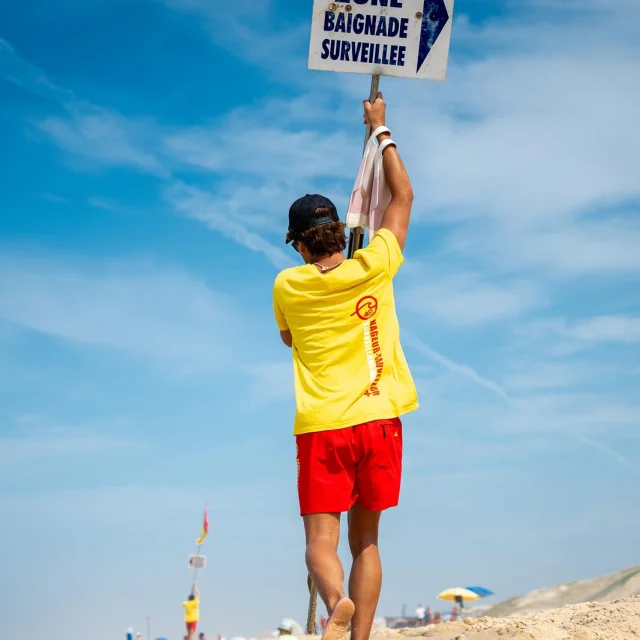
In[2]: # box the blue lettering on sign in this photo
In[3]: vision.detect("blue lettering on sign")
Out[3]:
[324,11,409,39]
[348,0,403,6]
[322,0,416,68]
[417,0,450,72]
[324,11,335,31]
[320,38,407,66]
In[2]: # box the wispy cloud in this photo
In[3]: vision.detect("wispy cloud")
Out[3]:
[566,316,640,344]
[165,182,295,270]
[1,38,307,267]
[574,434,639,474]
[400,272,545,327]
[403,332,638,473]
[0,37,76,103]
[403,331,511,401]
[36,106,166,176]
[518,315,640,347]
[165,119,356,182]
[0,427,141,467]
[2,38,166,176]
[42,193,68,204]
[0,251,240,371]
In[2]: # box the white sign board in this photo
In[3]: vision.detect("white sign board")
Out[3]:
[309,0,454,81]
[188,555,207,570]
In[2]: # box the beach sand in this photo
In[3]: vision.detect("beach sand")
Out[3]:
[299,596,640,640]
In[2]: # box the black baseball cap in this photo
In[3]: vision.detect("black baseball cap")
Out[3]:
[286,194,340,243]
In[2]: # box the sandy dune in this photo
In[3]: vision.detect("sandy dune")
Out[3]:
[370,597,640,639]
[480,566,640,618]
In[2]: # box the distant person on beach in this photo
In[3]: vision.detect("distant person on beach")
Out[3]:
[424,607,432,625]
[451,606,459,622]
[416,604,425,625]
[273,94,417,640]
[183,581,200,640]
[277,618,297,640]
[198,633,206,640]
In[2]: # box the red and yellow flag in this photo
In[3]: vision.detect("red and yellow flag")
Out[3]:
[196,507,209,545]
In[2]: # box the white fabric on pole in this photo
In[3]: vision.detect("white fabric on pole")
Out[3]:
[345,127,395,244]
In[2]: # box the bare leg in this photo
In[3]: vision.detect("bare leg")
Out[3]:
[348,505,382,640]
[304,514,355,639]
[304,513,344,612]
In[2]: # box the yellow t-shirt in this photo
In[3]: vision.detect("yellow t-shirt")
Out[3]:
[183,597,199,622]
[273,228,418,435]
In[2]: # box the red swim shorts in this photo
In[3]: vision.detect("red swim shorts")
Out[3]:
[296,418,403,516]
[186,621,198,633]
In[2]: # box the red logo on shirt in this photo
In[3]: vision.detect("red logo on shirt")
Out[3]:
[352,296,379,321]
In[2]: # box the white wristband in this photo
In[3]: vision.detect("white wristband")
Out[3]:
[371,125,391,140]
[377,138,397,155]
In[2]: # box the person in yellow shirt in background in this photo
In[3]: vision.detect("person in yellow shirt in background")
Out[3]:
[273,94,418,640]
[183,582,200,640]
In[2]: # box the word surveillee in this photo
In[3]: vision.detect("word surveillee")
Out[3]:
[321,40,407,65]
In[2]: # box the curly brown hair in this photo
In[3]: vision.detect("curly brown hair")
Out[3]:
[287,208,346,258]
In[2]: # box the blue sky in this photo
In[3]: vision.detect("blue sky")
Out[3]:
[1,0,639,638]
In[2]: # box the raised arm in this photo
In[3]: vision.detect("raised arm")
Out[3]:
[363,94,414,251]
[192,582,199,598]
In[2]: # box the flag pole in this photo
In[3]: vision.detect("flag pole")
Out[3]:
[191,503,208,590]
[347,74,381,260]
[192,542,203,586]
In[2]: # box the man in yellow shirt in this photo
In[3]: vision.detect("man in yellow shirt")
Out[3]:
[273,95,418,640]
[183,582,200,640]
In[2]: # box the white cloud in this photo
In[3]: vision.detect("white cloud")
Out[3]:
[165,182,295,270]
[519,315,640,346]
[400,272,545,326]
[446,218,640,276]
[0,252,240,370]
[0,427,140,466]
[36,106,165,176]
[165,122,356,182]
[567,316,640,344]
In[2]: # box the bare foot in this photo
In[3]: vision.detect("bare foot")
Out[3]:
[322,598,355,640]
